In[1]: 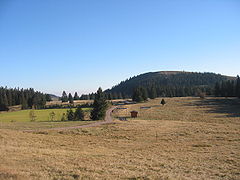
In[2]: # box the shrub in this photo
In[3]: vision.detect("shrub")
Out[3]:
[66,109,74,121]
[29,110,37,121]
[161,99,166,106]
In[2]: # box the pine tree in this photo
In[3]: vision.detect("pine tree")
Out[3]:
[74,92,79,100]
[46,94,52,101]
[91,88,108,120]
[132,87,143,102]
[67,109,75,121]
[3,92,8,106]
[61,91,68,102]
[140,87,148,101]
[149,86,157,99]
[20,93,28,109]
[214,82,221,96]
[68,93,74,104]
[74,107,84,121]
[118,92,123,99]
[236,75,240,98]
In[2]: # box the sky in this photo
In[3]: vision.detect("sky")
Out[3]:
[0,0,239,96]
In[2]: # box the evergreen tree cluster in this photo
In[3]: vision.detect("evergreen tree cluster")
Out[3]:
[131,85,212,102]
[214,76,240,98]
[105,71,233,98]
[61,91,80,103]
[0,87,49,111]
[132,87,148,102]
[66,107,85,121]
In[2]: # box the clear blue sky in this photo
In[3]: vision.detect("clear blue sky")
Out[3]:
[0,0,239,96]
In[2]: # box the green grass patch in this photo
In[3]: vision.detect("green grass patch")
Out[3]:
[0,108,92,123]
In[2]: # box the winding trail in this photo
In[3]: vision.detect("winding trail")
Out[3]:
[24,106,116,132]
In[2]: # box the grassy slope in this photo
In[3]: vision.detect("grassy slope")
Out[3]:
[0,97,239,179]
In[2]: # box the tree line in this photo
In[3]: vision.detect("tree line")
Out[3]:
[0,87,51,111]
[214,76,240,98]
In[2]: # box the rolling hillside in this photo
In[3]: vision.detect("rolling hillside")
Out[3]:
[105,71,235,98]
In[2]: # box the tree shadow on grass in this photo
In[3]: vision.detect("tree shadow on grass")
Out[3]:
[185,97,240,118]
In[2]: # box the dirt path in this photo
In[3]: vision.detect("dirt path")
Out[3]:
[24,106,116,132]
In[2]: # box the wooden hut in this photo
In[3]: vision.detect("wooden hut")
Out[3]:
[130,111,138,118]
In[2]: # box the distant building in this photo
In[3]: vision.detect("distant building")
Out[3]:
[130,111,138,118]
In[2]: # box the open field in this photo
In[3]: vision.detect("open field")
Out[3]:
[0,108,92,123]
[0,97,239,179]
[46,99,131,106]
[0,108,93,131]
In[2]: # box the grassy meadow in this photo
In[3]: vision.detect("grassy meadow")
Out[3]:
[0,97,239,179]
[0,108,93,131]
[0,108,92,123]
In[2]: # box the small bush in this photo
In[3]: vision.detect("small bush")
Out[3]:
[161,99,166,106]
[49,111,56,121]
[29,110,37,121]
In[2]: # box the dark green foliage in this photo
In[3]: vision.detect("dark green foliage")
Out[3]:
[105,71,234,98]
[74,107,84,121]
[214,77,240,97]
[132,87,148,102]
[132,87,143,102]
[140,87,148,101]
[236,76,240,98]
[67,109,75,121]
[214,82,221,96]
[149,86,157,99]
[0,104,9,111]
[61,91,68,102]
[80,94,90,100]
[0,87,48,111]
[161,99,166,106]
[74,92,79,100]
[91,87,108,120]
[46,94,52,101]
[68,93,74,104]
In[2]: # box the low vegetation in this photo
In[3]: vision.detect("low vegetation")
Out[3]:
[0,97,239,179]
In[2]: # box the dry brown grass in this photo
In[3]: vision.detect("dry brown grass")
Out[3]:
[0,97,239,180]
[46,99,131,106]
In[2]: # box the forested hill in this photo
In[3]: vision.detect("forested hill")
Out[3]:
[105,71,235,98]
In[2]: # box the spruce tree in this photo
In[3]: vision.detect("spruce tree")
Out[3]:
[61,91,68,102]
[67,109,74,121]
[46,94,52,101]
[3,92,8,106]
[20,93,28,109]
[214,82,221,96]
[68,93,74,104]
[74,107,84,121]
[149,86,157,99]
[140,87,148,101]
[132,87,143,102]
[91,88,108,120]
[236,75,240,98]
[74,92,79,100]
